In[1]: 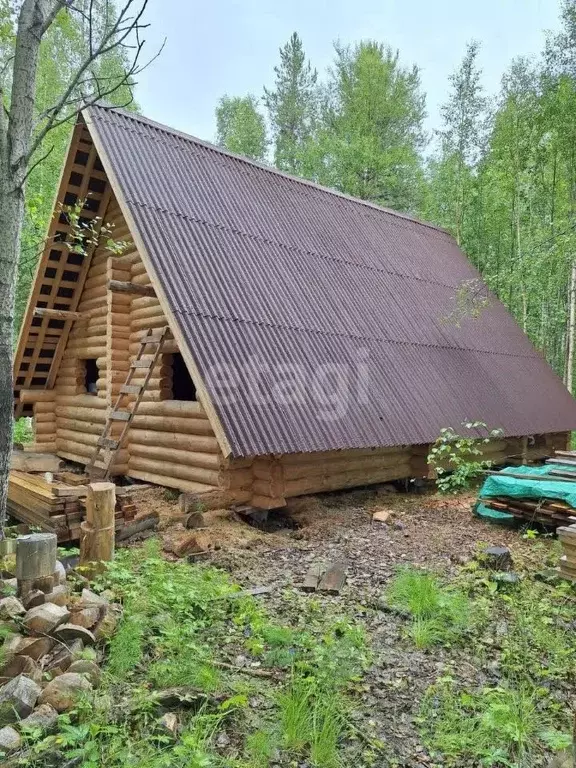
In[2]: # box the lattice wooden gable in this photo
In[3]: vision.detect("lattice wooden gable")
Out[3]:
[14,117,112,417]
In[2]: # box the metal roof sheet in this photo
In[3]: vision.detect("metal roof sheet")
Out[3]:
[85,105,576,457]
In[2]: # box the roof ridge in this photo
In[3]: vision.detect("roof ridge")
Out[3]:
[84,103,450,237]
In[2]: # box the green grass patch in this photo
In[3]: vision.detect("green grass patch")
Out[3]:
[386,566,471,647]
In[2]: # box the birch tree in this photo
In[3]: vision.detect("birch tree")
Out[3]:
[0,0,151,530]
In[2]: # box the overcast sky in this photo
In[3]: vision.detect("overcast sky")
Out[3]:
[135,0,561,145]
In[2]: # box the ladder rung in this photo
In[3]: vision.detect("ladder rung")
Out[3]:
[109,410,132,422]
[98,437,119,449]
[140,331,165,344]
[120,384,142,395]
[131,359,153,369]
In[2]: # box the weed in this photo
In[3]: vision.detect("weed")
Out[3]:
[428,422,503,494]
[279,675,313,752]
[149,656,221,692]
[106,613,144,678]
[162,487,180,503]
[420,676,570,766]
[386,567,470,647]
[246,729,277,767]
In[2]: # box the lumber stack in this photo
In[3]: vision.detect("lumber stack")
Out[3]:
[558,524,576,581]
[7,471,86,541]
[7,470,139,543]
[482,496,576,527]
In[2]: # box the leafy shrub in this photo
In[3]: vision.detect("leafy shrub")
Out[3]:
[428,421,503,494]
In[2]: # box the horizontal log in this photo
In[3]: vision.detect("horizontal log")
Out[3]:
[131,260,147,277]
[135,400,206,418]
[282,462,412,497]
[55,386,84,397]
[278,446,410,465]
[128,456,219,486]
[131,296,161,311]
[55,406,107,423]
[34,412,57,424]
[131,304,165,322]
[129,443,221,471]
[282,454,411,481]
[220,468,253,490]
[34,422,56,436]
[250,494,287,510]
[33,308,81,321]
[57,450,127,476]
[128,427,217,449]
[19,390,56,404]
[32,442,57,454]
[130,272,152,286]
[109,279,155,297]
[55,394,107,409]
[57,418,103,435]
[130,315,169,332]
[33,401,56,414]
[129,417,216,441]
[56,428,101,447]
[56,438,128,465]
[126,469,219,495]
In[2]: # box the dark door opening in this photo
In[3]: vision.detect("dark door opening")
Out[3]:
[171,353,197,401]
[84,358,98,395]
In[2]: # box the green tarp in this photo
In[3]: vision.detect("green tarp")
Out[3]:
[478,463,576,508]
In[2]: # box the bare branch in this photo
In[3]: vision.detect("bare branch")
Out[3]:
[24,0,152,165]
[20,142,55,185]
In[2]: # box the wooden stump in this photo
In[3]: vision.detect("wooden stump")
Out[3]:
[16,533,57,598]
[79,482,116,577]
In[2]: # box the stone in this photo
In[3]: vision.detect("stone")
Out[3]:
[12,636,54,661]
[157,712,178,738]
[0,725,21,752]
[0,655,41,685]
[80,589,108,607]
[53,561,66,586]
[0,675,41,724]
[38,672,92,713]
[23,590,45,610]
[69,606,100,629]
[372,510,391,524]
[482,546,513,571]
[23,603,70,635]
[93,604,121,641]
[68,660,101,687]
[44,585,69,607]
[53,624,96,646]
[0,597,25,620]
[19,703,58,732]
[44,639,84,674]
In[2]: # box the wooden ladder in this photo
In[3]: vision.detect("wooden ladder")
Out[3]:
[86,326,170,480]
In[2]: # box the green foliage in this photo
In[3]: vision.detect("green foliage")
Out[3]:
[278,675,344,767]
[106,613,144,678]
[13,417,33,444]
[428,421,503,494]
[215,94,268,160]
[386,567,471,647]
[420,677,569,766]
[263,32,318,173]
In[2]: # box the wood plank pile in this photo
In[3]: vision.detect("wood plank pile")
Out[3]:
[7,468,140,543]
[557,524,576,581]
[480,449,576,528]
[7,470,87,541]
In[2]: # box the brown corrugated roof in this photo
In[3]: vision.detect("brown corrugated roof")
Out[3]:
[85,104,576,457]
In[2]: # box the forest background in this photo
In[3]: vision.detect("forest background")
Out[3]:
[13,0,576,392]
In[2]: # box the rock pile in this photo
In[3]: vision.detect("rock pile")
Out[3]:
[0,564,121,754]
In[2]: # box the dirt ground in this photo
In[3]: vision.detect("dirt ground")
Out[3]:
[130,483,553,766]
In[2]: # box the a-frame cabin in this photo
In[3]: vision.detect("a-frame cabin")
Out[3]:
[13,105,576,509]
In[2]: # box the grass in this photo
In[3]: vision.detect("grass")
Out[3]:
[13,416,33,444]
[386,566,471,647]
[18,539,367,768]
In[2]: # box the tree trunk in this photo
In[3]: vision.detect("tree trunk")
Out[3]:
[567,261,576,394]
[0,182,25,533]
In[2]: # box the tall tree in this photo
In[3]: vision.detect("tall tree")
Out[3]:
[0,0,151,530]
[263,32,318,173]
[425,41,487,246]
[215,94,267,160]
[312,41,426,212]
